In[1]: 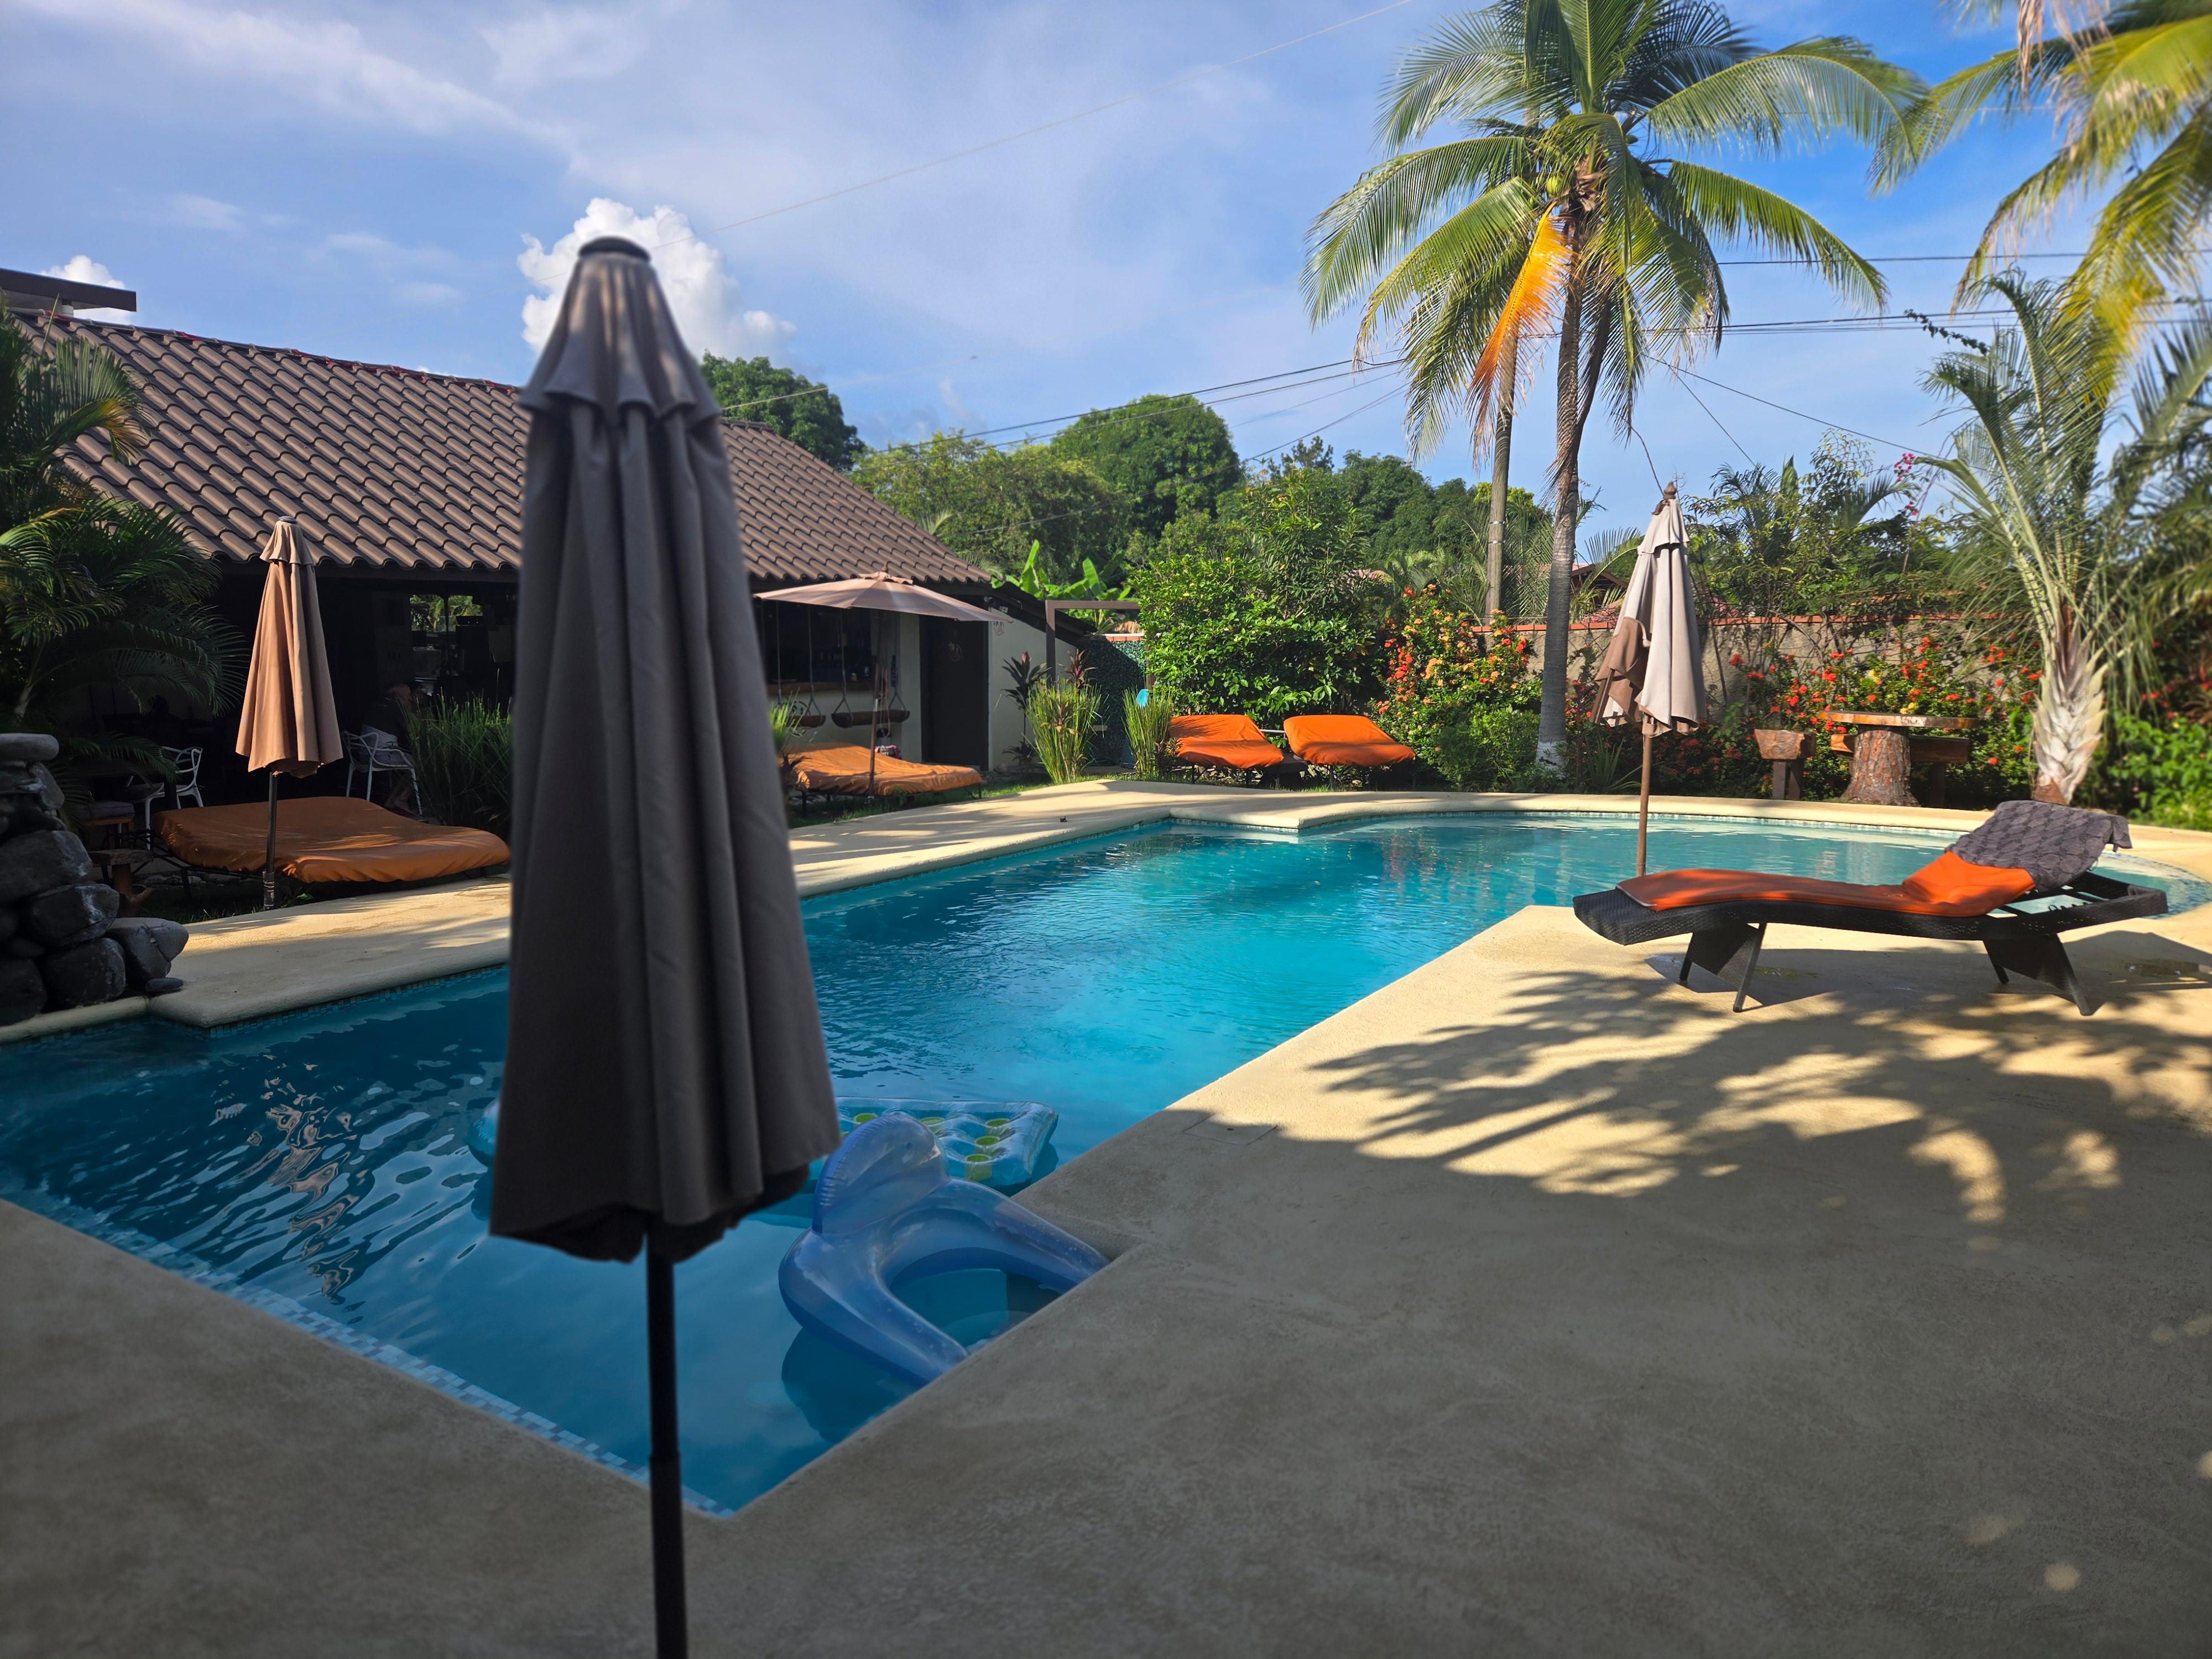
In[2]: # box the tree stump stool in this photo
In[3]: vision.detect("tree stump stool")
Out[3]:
[1753,728,1806,800]
[1829,712,1978,807]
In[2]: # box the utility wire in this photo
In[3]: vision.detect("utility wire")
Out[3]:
[1671,366,1916,453]
[657,0,1421,248]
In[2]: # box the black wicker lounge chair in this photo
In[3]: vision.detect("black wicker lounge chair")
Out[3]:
[1572,800,2168,1015]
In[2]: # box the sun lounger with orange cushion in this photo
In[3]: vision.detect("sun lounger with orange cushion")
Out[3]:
[1167,714,1291,776]
[1572,800,2165,1014]
[786,744,982,799]
[155,797,510,885]
[1282,714,1416,769]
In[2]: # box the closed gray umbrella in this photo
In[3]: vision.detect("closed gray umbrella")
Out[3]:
[494,236,841,1657]
[1593,484,1707,876]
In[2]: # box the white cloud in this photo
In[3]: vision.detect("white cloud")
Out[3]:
[14,0,558,145]
[164,192,245,232]
[482,5,655,88]
[40,255,134,320]
[517,199,796,359]
[397,281,466,309]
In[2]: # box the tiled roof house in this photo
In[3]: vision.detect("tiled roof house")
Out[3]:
[12,301,1015,775]
[37,315,992,592]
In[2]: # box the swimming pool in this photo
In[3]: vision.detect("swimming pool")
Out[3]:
[4,813,2200,1510]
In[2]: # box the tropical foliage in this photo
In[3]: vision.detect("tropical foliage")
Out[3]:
[1124,688,1177,780]
[0,315,239,766]
[701,354,864,469]
[1304,0,1918,772]
[1027,677,1100,785]
[1130,461,1379,723]
[1919,274,2212,800]
[1879,0,2212,349]
[852,433,1126,585]
[408,698,515,841]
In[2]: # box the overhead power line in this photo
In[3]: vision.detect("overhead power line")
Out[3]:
[658,0,1420,248]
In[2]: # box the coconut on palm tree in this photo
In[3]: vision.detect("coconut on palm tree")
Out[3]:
[1922,273,2212,801]
[1304,0,1920,773]
[1879,0,2212,351]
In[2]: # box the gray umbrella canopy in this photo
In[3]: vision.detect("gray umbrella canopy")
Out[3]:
[494,237,841,1265]
[1592,485,1708,877]
[1594,486,1708,736]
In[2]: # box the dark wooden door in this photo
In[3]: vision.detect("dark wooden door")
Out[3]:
[922,618,989,768]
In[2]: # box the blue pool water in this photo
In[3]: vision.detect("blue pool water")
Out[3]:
[3,815,2200,1510]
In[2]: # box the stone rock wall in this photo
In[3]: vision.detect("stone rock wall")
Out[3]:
[0,734,189,1027]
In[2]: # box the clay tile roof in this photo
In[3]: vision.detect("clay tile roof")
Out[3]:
[39,316,990,590]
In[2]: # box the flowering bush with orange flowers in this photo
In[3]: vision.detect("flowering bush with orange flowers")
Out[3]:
[1370,587,1541,786]
[1733,633,2039,802]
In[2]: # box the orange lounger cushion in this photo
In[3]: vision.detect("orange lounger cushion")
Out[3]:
[1168,714,1284,773]
[1282,714,1416,768]
[155,798,510,884]
[1621,850,2035,919]
[787,744,982,798]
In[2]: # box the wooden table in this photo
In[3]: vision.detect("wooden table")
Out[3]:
[1828,711,1977,807]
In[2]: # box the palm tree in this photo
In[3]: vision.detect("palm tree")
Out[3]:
[1877,0,2212,351]
[1305,0,1918,773]
[0,314,237,750]
[1921,273,2212,800]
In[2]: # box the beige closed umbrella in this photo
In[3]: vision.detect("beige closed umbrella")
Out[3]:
[1593,483,1707,876]
[234,519,342,909]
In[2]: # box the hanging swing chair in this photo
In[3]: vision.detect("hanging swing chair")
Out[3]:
[794,605,826,728]
[880,649,910,729]
[830,612,869,729]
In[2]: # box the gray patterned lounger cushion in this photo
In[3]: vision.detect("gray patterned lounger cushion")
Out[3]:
[1948,799,2132,890]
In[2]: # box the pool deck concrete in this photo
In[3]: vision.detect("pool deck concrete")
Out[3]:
[6,786,2212,1655]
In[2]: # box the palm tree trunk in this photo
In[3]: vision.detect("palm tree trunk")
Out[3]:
[1535,273,1583,776]
[2030,607,2105,803]
[1485,332,1516,633]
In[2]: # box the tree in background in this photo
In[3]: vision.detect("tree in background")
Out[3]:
[1337,450,1551,615]
[0,316,238,748]
[1304,0,1917,774]
[701,354,865,470]
[1047,393,1243,540]
[852,434,1126,583]
[1130,460,1379,722]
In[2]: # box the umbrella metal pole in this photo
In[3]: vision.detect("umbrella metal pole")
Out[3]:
[262,772,279,911]
[646,1247,688,1658]
[1636,727,1653,878]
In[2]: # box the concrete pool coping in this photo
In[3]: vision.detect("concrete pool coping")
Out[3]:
[7,789,2212,1653]
[7,779,2208,1042]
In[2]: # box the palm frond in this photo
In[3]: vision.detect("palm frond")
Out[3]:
[1642,38,1924,157]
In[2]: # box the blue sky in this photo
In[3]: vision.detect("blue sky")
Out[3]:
[4,0,2085,540]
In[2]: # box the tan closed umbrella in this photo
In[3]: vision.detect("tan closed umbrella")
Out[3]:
[234,519,342,909]
[1593,483,1707,876]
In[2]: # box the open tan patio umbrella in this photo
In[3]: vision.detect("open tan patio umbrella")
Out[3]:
[233,518,341,909]
[764,573,995,795]
[1593,483,1707,877]
[494,237,841,1659]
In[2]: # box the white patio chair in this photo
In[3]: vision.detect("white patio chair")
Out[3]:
[345,728,418,806]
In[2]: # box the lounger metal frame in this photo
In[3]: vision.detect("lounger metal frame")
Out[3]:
[1572,871,2169,1015]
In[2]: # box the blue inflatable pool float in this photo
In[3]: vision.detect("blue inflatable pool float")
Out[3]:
[779,1114,1106,1385]
[837,1099,1057,1187]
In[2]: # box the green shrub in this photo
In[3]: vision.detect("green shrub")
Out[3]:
[1124,689,1176,780]
[409,698,513,841]
[1029,680,1100,785]
[2099,712,2212,827]
[1130,465,1377,722]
